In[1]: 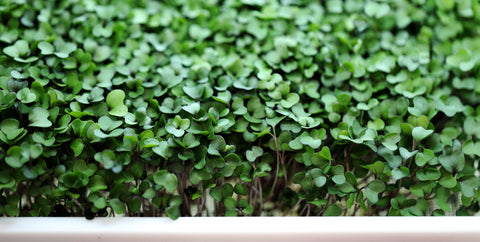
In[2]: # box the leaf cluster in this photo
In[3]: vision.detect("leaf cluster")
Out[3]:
[1,0,480,218]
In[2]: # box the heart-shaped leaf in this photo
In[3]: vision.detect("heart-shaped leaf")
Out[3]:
[365,2,391,18]
[412,127,433,142]
[153,170,178,192]
[106,90,128,117]
[5,146,26,168]
[0,119,25,141]
[439,150,465,173]
[434,96,464,117]
[3,39,29,58]
[399,147,418,159]
[29,107,52,128]
[70,138,85,157]
[16,88,37,103]
[208,136,227,156]
[93,45,112,62]
[416,168,441,181]
[246,146,263,162]
[182,102,200,114]
[391,167,409,180]
[299,136,322,149]
[98,116,123,132]
[382,133,401,151]
[415,149,435,167]
[280,93,300,109]
[38,41,54,55]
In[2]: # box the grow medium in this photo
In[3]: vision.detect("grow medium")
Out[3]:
[1,0,480,219]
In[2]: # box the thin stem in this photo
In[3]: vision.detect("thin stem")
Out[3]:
[268,131,282,201]
[150,199,154,217]
[283,199,303,216]
[345,144,354,172]
[281,150,287,185]
[71,198,85,211]
[195,185,205,216]
[407,139,418,170]
[305,204,311,216]
[247,181,261,196]
[317,194,333,216]
[257,177,263,215]
[299,202,308,216]
[353,203,360,216]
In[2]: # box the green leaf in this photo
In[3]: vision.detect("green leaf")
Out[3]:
[109,198,125,214]
[54,42,76,58]
[61,171,88,189]
[183,133,200,149]
[463,117,480,137]
[70,138,84,157]
[318,147,332,161]
[152,141,173,159]
[190,168,211,185]
[311,174,326,187]
[367,53,395,73]
[362,161,385,175]
[29,107,52,127]
[183,102,200,114]
[408,97,431,117]
[299,136,321,149]
[16,88,36,103]
[233,77,257,90]
[368,180,386,193]
[92,196,107,209]
[323,204,343,216]
[207,135,227,156]
[153,170,178,192]
[439,175,457,188]
[246,146,263,162]
[210,187,223,202]
[462,140,480,156]
[399,147,418,159]
[446,49,475,71]
[365,189,379,204]
[98,116,123,132]
[158,67,183,88]
[436,0,455,10]
[183,85,204,99]
[38,41,54,55]
[0,119,25,141]
[89,175,107,192]
[106,90,128,117]
[378,147,402,168]
[5,195,19,216]
[416,168,441,181]
[391,167,410,180]
[434,96,464,117]
[439,150,465,173]
[364,2,390,18]
[165,206,180,220]
[415,149,435,167]
[459,176,480,198]
[332,165,345,184]
[280,93,300,109]
[412,127,433,142]
[93,45,112,62]
[3,39,29,58]
[382,133,401,151]
[5,146,25,168]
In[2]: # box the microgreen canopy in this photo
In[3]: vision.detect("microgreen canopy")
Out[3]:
[0,0,479,219]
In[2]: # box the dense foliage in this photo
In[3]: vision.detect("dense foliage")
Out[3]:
[1,0,480,219]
